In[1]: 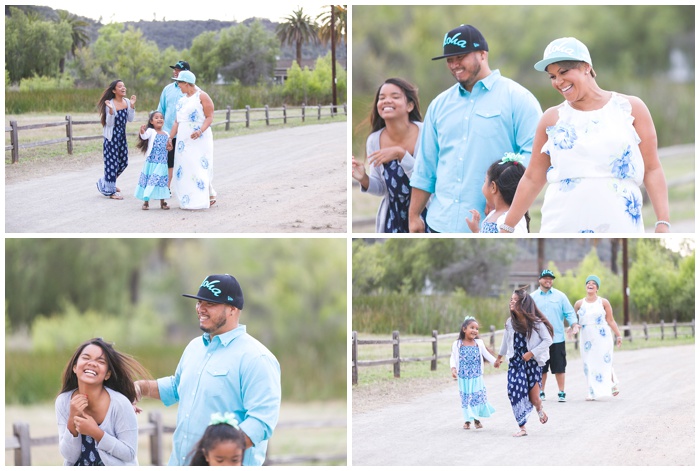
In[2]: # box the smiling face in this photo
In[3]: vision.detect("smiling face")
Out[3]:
[463,321,479,340]
[446,51,485,90]
[204,440,244,466]
[196,301,237,337]
[586,280,599,295]
[150,112,164,130]
[538,276,554,292]
[376,83,413,121]
[546,62,590,102]
[112,81,126,98]
[72,343,111,385]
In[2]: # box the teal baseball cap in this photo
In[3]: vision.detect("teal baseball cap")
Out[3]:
[585,275,601,288]
[173,70,196,84]
[534,37,592,72]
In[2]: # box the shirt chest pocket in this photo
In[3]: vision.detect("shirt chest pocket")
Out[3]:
[205,366,230,397]
[472,110,502,139]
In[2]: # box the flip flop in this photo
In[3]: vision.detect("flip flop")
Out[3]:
[513,429,527,437]
[463,422,470,430]
[110,193,124,200]
[210,199,216,207]
[474,420,483,429]
[142,201,149,210]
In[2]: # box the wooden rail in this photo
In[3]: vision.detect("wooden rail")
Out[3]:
[351,320,694,385]
[5,103,347,163]
[5,411,346,466]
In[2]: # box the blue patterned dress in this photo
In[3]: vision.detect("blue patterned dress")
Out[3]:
[539,93,645,233]
[383,161,426,232]
[578,297,618,398]
[97,107,129,196]
[74,434,104,466]
[134,131,171,202]
[456,343,495,422]
[507,331,542,427]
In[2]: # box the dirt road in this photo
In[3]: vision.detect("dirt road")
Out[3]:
[352,344,695,466]
[5,122,347,233]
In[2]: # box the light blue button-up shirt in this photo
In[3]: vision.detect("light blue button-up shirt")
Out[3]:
[157,82,184,134]
[410,70,542,232]
[157,325,281,466]
[531,287,577,343]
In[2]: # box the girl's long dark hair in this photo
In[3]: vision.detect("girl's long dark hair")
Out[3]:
[98,79,123,127]
[369,77,423,133]
[510,288,554,340]
[136,111,162,154]
[59,338,151,403]
[486,159,530,231]
[189,423,247,465]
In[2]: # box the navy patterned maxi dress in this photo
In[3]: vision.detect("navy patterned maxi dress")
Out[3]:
[74,434,104,466]
[382,160,426,233]
[97,107,129,196]
[507,331,542,427]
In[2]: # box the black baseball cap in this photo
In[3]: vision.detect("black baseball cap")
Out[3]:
[170,60,191,71]
[432,24,488,60]
[183,274,244,309]
[539,269,556,279]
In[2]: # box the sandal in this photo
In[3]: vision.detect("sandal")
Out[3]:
[142,201,149,210]
[463,422,470,430]
[513,429,528,437]
[110,193,124,200]
[209,198,217,207]
[160,200,170,210]
[474,420,483,429]
[612,384,620,396]
[537,407,548,424]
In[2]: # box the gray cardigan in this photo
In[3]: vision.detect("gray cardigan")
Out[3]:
[55,387,139,465]
[103,97,135,140]
[498,317,553,366]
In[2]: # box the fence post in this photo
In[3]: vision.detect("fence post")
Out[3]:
[692,318,695,337]
[673,319,678,339]
[302,103,306,123]
[352,331,358,385]
[392,331,400,378]
[343,103,347,115]
[245,105,250,128]
[431,330,438,371]
[13,421,32,465]
[318,104,322,120]
[643,322,648,340]
[265,105,270,126]
[65,115,73,155]
[660,320,665,340]
[226,106,231,131]
[10,120,19,163]
[283,104,287,124]
[489,325,495,351]
[148,411,164,465]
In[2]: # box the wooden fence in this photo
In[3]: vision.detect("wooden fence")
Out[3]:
[5,103,347,163]
[351,319,695,385]
[5,411,346,466]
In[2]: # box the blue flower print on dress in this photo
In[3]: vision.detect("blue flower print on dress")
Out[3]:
[604,353,611,363]
[177,140,185,153]
[196,178,205,191]
[595,373,603,383]
[188,110,198,123]
[599,328,607,337]
[595,315,603,325]
[547,122,578,150]
[584,341,592,352]
[176,165,183,180]
[610,145,635,179]
[182,194,190,205]
[559,178,581,192]
[200,156,209,169]
[579,230,595,233]
[623,191,642,224]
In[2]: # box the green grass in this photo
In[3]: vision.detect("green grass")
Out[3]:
[352,148,694,233]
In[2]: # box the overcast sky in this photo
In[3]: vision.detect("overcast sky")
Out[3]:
[19,1,329,23]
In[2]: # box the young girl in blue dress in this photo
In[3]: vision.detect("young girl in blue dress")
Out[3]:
[466,153,529,233]
[449,316,496,430]
[134,111,171,210]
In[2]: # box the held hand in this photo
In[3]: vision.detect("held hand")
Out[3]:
[166,140,173,151]
[451,367,457,379]
[130,95,137,107]
[74,413,100,438]
[190,129,203,140]
[351,156,366,182]
[466,209,481,233]
[493,359,502,369]
[522,351,534,362]
[69,393,88,418]
[367,146,404,167]
[408,214,426,233]
[615,336,622,348]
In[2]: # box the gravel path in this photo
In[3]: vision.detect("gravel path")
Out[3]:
[352,344,695,466]
[5,122,347,233]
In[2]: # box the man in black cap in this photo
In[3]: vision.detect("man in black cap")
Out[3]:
[408,24,542,233]
[157,60,191,188]
[133,274,281,466]
[531,269,578,402]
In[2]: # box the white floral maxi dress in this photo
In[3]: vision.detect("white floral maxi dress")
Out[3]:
[577,297,618,399]
[539,93,645,233]
[172,90,215,209]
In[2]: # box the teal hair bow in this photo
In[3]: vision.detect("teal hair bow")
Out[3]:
[209,412,240,429]
[464,315,476,322]
[499,152,524,165]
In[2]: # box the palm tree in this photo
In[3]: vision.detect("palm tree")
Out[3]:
[317,5,346,52]
[275,7,319,67]
[56,9,90,74]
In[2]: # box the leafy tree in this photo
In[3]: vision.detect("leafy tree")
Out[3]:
[283,60,312,103]
[306,53,347,103]
[188,31,221,83]
[317,5,347,52]
[5,6,72,83]
[56,9,90,73]
[215,20,279,85]
[276,7,319,67]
